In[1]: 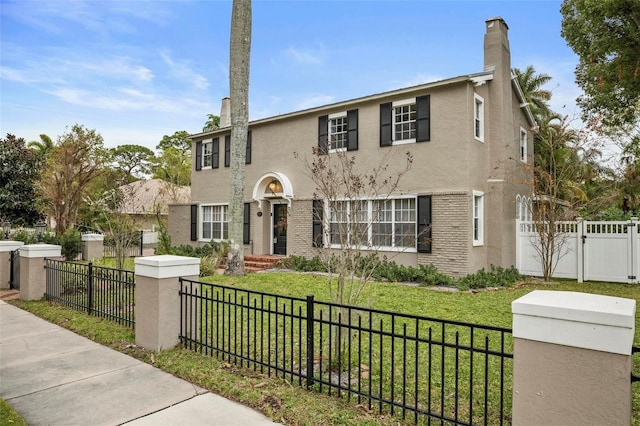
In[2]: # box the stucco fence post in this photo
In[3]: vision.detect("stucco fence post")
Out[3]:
[511,290,636,425]
[0,241,24,289]
[134,255,200,352]
[19,244,62,301]
[81,233,104,261]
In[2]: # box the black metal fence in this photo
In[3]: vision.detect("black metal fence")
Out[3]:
[9,249,20,289]
[45,259,135,328]
[103,231,143,258]
[179,278,513,425]
[632,346,640,384]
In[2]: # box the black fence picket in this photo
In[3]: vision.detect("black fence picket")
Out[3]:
[45,259,135,327]
[179,278,513,425]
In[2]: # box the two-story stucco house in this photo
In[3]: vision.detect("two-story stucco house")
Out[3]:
[169,17,535,277]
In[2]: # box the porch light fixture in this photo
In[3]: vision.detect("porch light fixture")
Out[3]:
[268,179,282,195]
[3,220,10,239]
[35,220,46,242]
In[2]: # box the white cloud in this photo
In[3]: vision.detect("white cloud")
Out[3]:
[293,94,335,111]
[283,45,326,65]
[390,73,445,90]
[159,50,210,91]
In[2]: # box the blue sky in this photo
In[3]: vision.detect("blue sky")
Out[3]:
[0,0,580,150]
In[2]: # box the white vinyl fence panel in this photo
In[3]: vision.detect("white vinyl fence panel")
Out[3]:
[516,218,639,284]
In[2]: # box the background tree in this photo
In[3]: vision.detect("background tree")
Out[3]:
[203,114,220,132]
[39,124,107,234]
[156,130,191,154]
[152,130,191,199]
[226,0,252,276]
[110,144,154,183]
[28,134,55,160]
[0,134,43,226]
[561,0,640,129]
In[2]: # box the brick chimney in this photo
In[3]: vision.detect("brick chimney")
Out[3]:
[219,97,231,128]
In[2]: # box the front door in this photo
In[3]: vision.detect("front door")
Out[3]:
[272,204,287,255]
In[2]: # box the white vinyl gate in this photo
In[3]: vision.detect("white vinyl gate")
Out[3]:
[516,218,640,284]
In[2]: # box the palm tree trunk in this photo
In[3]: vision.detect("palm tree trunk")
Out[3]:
[226,0,251,276]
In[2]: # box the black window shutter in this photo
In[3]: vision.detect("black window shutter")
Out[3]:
[224,135,231,167]
[417,195,432,253]
[243,202,250,244]
[245,130,252,165]
[212,137,219,169]
[195,141,202,171]
[347,109,358,151]
[380,102,392,146]
[312,200,324,247]
[190,204,198,241]
[416,95,431,142]
[318,115,328,154]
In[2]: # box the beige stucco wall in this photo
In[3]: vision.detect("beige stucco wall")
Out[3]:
[513,337,632,425]
[169,204,192,247]
[180,18,534,275]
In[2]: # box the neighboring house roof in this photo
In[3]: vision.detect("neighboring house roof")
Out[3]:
[119,179,190,215]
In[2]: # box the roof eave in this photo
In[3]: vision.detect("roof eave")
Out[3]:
[189,71,495,139]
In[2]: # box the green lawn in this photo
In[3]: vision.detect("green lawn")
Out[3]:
[11,271,640,425]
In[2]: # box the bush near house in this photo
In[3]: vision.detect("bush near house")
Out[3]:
[279,255,522,290]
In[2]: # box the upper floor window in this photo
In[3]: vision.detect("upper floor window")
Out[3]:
[474,94,485,142]
[201,204,228,240]
[473,191,484,246]
[520,127,528,162]
[329,113,348,151]
[380,95,430,146]
[393,99,417,143]
[202,141,213,168]
[195,138,219,171]
[318,109,358,153]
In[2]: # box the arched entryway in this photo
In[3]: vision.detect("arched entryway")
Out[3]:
[252,173,294,255]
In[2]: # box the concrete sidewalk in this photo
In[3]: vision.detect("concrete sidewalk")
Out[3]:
[0,300,276,425]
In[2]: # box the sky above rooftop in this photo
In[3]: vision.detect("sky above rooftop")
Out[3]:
[0,0,580,150]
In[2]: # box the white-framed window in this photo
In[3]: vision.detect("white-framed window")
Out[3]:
[393,99,416,144]
[519,127,527,162]
[473,191,484,246]
[516,195,532,221]
[328,112,348,151]
[201,204,228,240]
[202,141,213,168]
[328,197,416,250]
[474,94,484,142]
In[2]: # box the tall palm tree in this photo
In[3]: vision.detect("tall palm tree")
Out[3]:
[28,134,55,159]
[226,0,251,275]
[514,65,553,120]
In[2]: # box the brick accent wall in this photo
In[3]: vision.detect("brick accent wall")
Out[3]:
[288,199,318,258]
[418,192,470,277]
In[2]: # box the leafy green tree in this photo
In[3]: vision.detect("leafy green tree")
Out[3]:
[561,0,640,128]
[110,144,154,183]
[203,114,220,132]
[39,124,108,234]
[0,134,42,225]
[226,0,252,276]
[156,130,191,155]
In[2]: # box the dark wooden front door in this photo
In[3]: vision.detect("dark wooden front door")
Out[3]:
[273,204,287,255]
